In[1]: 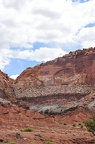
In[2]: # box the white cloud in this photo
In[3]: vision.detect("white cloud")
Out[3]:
[0,0,95,70]
[78,26,95,47]
[0,57,10,70]
[0,49,10,69]
[9,47,67,62]
[10,74,19,79]
[30,47,67,62]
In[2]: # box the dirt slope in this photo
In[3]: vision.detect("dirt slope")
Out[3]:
[0,103,95,144]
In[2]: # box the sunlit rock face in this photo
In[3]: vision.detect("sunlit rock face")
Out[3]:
[14,47,95,97]
[1,47,95,113]
[12,48,95,113]
[0,70,15,101]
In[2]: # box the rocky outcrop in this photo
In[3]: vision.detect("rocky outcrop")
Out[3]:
[0,70,15,102]
[15,47,95,86]
[14,47,95,97]
[0,47,95,113]
[13,47,95,113]
[0,48,95,144]
[14,84,94,98]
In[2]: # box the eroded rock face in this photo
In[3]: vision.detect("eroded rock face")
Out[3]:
[14,48,95,98]
[13,47,95,113]
[0,48,95,113]
[0,48,95,143]
[15,47,95,86]
[0,70,15,102]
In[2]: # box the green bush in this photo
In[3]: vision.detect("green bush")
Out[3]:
[10,142,17,144]
[84,116,95,134]
[3,142,17,144]
[46,142,56,144]
[78,123,83,128]
[80,125,83,128]
[21,127,33,132]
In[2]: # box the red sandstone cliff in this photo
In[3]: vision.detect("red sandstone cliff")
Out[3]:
[0,70,15,101]
[1,47,95,100]
[15,47,95,86]
[13,47,95,114]
[14,47,95,98]
[0,48,95,144]
[0,48,95,112]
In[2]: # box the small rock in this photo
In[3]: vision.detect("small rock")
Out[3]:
[3,139,9,143]
[0,139,3,142]
[16,133,21,138]
[23,137,27,140]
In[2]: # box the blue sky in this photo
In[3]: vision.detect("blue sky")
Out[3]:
[0,0,95,79]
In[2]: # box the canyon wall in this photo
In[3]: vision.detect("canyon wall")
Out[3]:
[14,47,95,98]
[0,70,15,102]
[13,48,95,113]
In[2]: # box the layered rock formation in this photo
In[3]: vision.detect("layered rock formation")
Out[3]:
[13,47,95,113]
[0,47,95,143]
[15,47,95,86]
[0,70,15,102]
[0,47,95,113]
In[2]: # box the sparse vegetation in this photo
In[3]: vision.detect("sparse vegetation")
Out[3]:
[15,133,21,138]
[78,123,81,126]
[84,116,95,135]
[64,123,67,125]
[9,142,17,144]
[3,142,34,144]
[80,125,83,128]
[35,133,42,137]
[78,123,83,128]
[28,142,34,144]
[21,127,33,132]
[46,142,57,144]
[72,124,76,127]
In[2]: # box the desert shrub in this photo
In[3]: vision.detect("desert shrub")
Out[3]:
[84,116,95,134]
[3,143,16,144]
[72,124,76,127]
[78,123,81,126]
[80,125,83,128]
[46,142,56,144]
[15,133,21,138]
[64,123,67,125]
[21,127,33,132]
[78,123,83,128]
[9,142,17,144]
[28,142,34,144]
